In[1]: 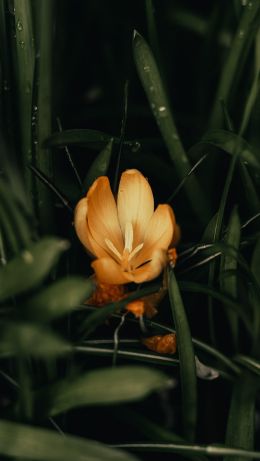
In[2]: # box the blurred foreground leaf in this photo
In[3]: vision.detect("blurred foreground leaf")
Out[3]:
[48,366,171,416]
[0,237,69,302]
[24,276,94,322]
[0,419,138,461]
[0,322,71,357]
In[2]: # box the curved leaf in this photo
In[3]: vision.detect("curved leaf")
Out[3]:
[0,419,138,461]
[48,366,172,416]
[24,276,94,322]
[0,237,69,302]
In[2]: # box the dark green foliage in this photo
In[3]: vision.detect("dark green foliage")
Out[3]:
[0,0,260,460]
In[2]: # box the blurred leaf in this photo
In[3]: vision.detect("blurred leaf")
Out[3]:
[0,322,71,357]
[201,129,260,171]
[0,180,32,251]
[24,276,94,322]
[48,366,171,416]
[168,269,197,441]
[250,237,260,353]
[224,372,259,461]
[220,207,241,348]
[0,419,138,461]
[209,1,260,128]
[83,139,113,191]
[0,237,69,302]
[133,30,210,225]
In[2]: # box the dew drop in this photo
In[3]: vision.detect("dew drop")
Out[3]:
[239,30,244,38]
[143,65,150,72]
[158,106,167,114]
[16,20,23,31]
[132,141,141,152]
[172,133,179,141]
[19,40,25,48]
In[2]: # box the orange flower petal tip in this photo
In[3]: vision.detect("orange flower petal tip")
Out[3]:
[143,333,177,354]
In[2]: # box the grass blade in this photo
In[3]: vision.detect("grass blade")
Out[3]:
[220,207,241,349]
[224,372,258,461]
[13,0,35,191]
[32,0,55,232]
[209,0,260,128]
[133,30,210,225]
[83,139,113,192]
[168,269,197,441]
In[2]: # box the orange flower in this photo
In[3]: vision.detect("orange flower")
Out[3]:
[75,169,177,284]
[143,333,177,354]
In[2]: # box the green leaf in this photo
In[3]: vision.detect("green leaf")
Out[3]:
[168,269,197,441]
[83,139,113,191]
[224,372,259,461]
[220,207,241,348]
[113,442,260,459]
[234,355,260,376]
[24,276,94,322]
[13,0,35,193]
[238,163,260,214]
[0,322,71,357]
[201,129,260,171]
[0,419,138,461]
[179,281,252,333]
[33,0,55,232]
[45,128,117,149]
[0,237,69,302]
[133,30,210,225]
[251,237,260,287]
[75,344,179,368]
[48,366,171,416]
[209,1,260,128]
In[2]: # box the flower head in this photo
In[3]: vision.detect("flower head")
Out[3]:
[74,169,176,284]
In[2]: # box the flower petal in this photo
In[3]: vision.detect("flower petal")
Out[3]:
[87,177,124,254]
[133,204,175,268]
[129,248,167,283]
[74,197,108,258]
[91,257,130,284]
[117,170,154,245]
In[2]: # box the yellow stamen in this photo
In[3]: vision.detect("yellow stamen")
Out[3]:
[129,242,144,260]
[105,238,122,260]
[124,222,133,252]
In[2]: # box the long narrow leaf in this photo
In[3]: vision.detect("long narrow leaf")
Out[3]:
[168,269,197,441]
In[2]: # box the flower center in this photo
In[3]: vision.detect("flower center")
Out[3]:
[105,221,144,272]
